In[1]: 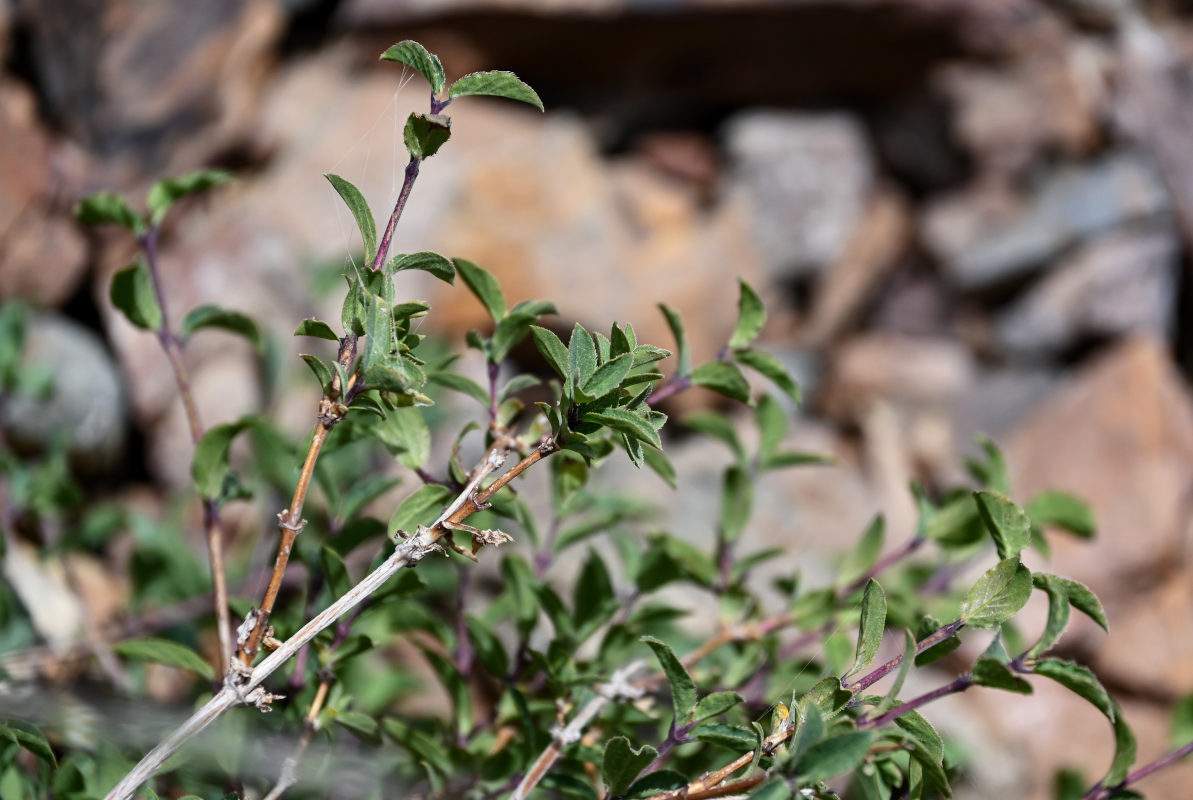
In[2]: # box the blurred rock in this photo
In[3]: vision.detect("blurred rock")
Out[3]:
[1092,570,1193,694]
[821,333,975,422]
[950,367,1060,444]
[0,80,88,306]
[937,45,1106,175]
[996,227,1179,358]
[16,0,282,171]
[0,0,9,65]
[801,189,911,348]
[870,92,970,194]
[2,313,126,474]
[723,111,874,279]
[1007,336,1193,593]
[923,152,1170,289]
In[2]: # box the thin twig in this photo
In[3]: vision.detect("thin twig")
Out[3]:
[139,226,233,678]
[105,436,561,800]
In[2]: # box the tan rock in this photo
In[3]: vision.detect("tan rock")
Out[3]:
[0,80,88,305]
[1006,337,1193,594]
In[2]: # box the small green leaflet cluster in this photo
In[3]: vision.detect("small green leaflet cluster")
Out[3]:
[662,279,801,405]
[530,320,670,470]
[379,40,542,161]
[74,170,262,350]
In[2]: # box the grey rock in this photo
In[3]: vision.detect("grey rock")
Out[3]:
[923,152,1170,289]
[723,111,874,278]
[2,313,126,473]
[995,227,1179,358]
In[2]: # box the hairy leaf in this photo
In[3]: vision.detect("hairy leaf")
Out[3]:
[1027,491,1096,539]
[849,579,887,677]
[325,174,377,263]
[692,360,751,404]
[602,737,657,796]
[796,730,876,782]
[449,70,543,111]
[388,484,452,537]
[113,637,214,681]
[110,261,162,331]
[718,465,752,545]
[379,40,445,94]
[972,657,1032,693]
[729,278,766,348]
[389,251,455,283]
[294,318,339,341]
[960,559,1032,628]
[642,636,697,720]
[75,191,144,234]
[1033,659,1115,721]
[454,258,506,321]
[975,490,1032,560]
[182,305,261,349]
[734,347,800,403]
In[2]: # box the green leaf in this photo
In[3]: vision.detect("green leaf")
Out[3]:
[325,174,377,263]
[788,703,826,767]
[718,466,752,545]
[838,515,884,589]
[960,558,1032,628]
[583,408,661,450]
[0,719,55,766]
[568,323,598,392]
[692,360,751,404]
[1105,700,1137,786]
[658,304,690,376]
[300,355,333,393]
[192,418,254,500]
[749,783,793,800]
[147,169,231,226]
[761,451,833,470]
[448,70,544,111]
[1033,659,1115,721]
[110,261,163,331]
[683,411,745,464]
[181,305,261,349]
[641,636,697,721]
[389,251,455,284]
[388,484,452,537]
[75,191,145,234]
[294,318,339,341]
[376,406,431,469]
[632,344,672,369]
[429,372,489,406]
[583,352,633,399]
[734,348,800,403]
[1170,693,1193,749]
[403,112,452,159]
[915,616,962,667]
[1027,491,1095,539]
[466,616,509,676]
[1050,576,1109,632]
[379,40,445,94]
[530,325,569,381]
[320,546,351,599]
[113,637,214,681]
[1030,574,1072,658]
[849,579,887,677]
[894,710,944,764]
[692,692,743,724]
[492,311,540,364]
[454,258,506,321]
[360,292,394,373]
[755,393,786,458]
[729,279,766,348]
[332,711,379,743]
[574,550,616,639]
[625,771,688,799]
[602,737,658,797]
[501,556,539,635]
[796,730,876,782]
[972,657,1033,693]
[693,723,758,752]
[975,490,1032,560]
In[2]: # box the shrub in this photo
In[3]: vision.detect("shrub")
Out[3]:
[0,40,1189,800]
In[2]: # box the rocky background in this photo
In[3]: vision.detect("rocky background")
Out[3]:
[2,0,1193,797]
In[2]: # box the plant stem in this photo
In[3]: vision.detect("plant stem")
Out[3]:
[369,157,421,272]
[139,226,232,678]
[645,374,691,407]
[1084,738,1193,799]
[858,673,974,729]
[843,536,926,596]
[845,618,965,692]
[105,437,559,800]
[238,420,330,666]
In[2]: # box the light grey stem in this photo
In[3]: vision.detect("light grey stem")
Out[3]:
[103,531,438,800]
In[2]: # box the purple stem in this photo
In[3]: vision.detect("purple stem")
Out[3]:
[488,360,501,423]
[642,721,694,776]
[646,374,691,407]
[139,228,174,343]
[454,568,474,676]
[1085,739,1193,799]
[369,158,421,272]
[859,673,974,729]
[843,537,926,596]
[845,619,966,693]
